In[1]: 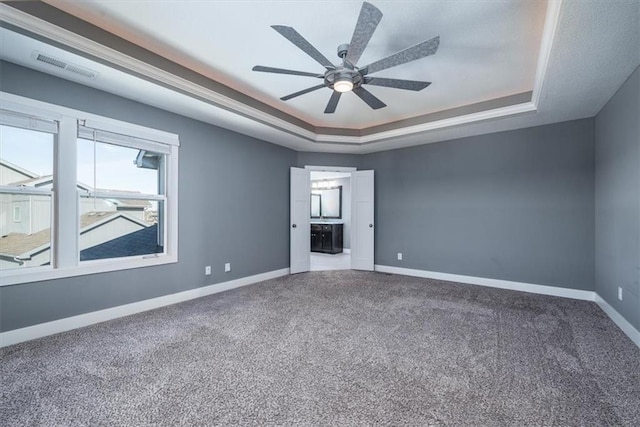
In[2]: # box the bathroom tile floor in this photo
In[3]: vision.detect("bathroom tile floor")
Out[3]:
[310,252,351,271]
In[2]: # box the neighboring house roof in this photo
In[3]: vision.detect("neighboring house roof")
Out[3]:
[80,211,119,229]
[95,189,152,209]
[80,210,149,234]
[8,174,57,188]
[0,228,51,257]
[80,224,161,261]
[0,158,39,182]
[114,199,152,208]
[0,211,149,258]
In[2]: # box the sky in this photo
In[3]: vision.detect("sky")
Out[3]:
[1,125,158,195]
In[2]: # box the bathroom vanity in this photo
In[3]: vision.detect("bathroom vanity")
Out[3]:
[310,223,343,254]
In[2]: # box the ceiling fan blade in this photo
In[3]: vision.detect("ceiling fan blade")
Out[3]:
[345,2,383,66]
[361,36,440,75]
[271,25,335,69]
[364,77,431,91]
[280,84,326,101]
[252,66,323,78]
[352,87,386,110]
[324,91,342,114]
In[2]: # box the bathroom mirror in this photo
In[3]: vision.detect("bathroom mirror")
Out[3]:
[310,186,342,219]
[310,193,321,218]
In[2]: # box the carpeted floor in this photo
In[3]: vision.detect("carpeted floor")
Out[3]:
[2,271,639,426]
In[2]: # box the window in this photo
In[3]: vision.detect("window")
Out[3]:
[12,206,21,223]
[0,93,179,285]
[77,128,167,262]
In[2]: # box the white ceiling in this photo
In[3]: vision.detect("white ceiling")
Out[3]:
[0,1,638,154]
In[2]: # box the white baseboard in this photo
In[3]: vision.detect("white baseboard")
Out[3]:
[0,268,290,348]
[343,248,351,253]
[375,265,595,301]
[595,294,640,348]
[4,266,638,351]
[375,265,640,349]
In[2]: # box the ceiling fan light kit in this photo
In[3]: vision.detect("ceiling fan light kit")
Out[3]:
[333,78,354,93]
[252,1,439,114]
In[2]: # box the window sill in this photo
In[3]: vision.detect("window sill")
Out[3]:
[0,254,178,287]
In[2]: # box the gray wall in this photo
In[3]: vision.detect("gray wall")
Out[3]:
[595,65,640,330]
[0,61,297,331]
[362,119,596,290]
[2,59,634,334]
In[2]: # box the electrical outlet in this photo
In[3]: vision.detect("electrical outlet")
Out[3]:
[618,287,623,301]
[225,263,231,272]
[205,266,211,275]
[397,252,403,261]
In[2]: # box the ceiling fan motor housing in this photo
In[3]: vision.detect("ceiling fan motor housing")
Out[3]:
[324,66,363,91]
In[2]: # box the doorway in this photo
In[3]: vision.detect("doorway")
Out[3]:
[310,170,352,271]
[290,166,374,274]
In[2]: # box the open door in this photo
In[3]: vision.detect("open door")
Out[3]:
[351,170,374,271]
[290,167,310,274]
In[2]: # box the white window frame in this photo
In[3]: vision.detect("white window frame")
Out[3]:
[0,92,179,286]
[12,206,22,223]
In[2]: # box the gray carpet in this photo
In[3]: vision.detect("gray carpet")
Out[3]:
[2,271,639,426]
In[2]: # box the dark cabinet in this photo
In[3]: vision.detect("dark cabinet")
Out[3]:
[311,224,323,252]
[311,223,343,254]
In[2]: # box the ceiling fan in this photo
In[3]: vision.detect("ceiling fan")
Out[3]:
[252,2,439,114]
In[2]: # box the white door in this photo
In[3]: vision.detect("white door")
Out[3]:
[351,170,375,271]
[290,167,310,274]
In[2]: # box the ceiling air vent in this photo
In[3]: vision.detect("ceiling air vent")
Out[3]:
[32,51,98,80]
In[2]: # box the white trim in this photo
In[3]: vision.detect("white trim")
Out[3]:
[304,166,358,172]
[0,108,59,133]
[0,4,554,146]
[375,265,595,301]
[55,115,78,269]
[1,254,178,286]
[79,191,165,202]
[0,268,290,348]
[343,248,351,253]
[375,265,640,349]
[595,294,640,348]
[314,102,538,145]
[0,186,52,196]
[532,0,563,106]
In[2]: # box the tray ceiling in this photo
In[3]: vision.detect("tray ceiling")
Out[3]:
[37,0,546,130]
[0,1,638,153]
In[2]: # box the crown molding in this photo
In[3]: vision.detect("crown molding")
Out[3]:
[532,0,563,106]
[0,1,562,147]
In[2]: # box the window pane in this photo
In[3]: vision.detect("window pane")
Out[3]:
[1,125,54,271]
[0,193,52,270]
[0,125,54,186]
[79,198,164,262]
[77,138,162,195]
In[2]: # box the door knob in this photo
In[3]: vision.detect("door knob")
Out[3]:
[292,224,297,228]
[369,223,373,228]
